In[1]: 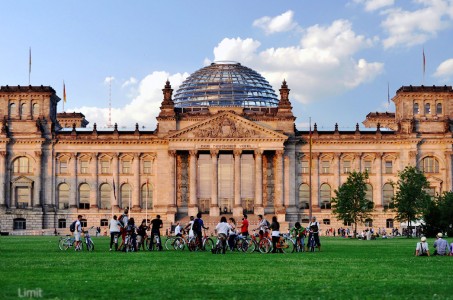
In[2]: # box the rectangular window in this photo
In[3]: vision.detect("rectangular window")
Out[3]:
[364,160,372,173]
[58,219,66,228]
[13,219,26,230]
[122,160,131,174]
[143,160,152,174]
[385,161,393,174]
[80,161,89,174]
[386,219,394,229]
[101,160,110,174]
[19,158,29,173]
[301,160,309,174]
[60,161,68,174]
[343,160,351,174]
[321,160,330,174]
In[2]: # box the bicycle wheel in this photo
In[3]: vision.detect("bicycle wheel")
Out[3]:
[280,238,295,254]
[165,237,175,251]
[188,237,198,252]
[242,238,256,253]
[259,238,272,254]
[203,238,215,252]
[235,237,244,252]
[59,238,69,250]
[173,237,186,251]
[86,240,95,251]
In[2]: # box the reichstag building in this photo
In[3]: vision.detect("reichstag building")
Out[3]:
[1,62,452,233]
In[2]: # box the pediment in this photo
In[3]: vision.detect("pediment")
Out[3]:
[12,175,33,184]
[166,111,288,140]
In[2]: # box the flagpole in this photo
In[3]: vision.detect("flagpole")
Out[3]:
[309,117,313,221]
[128,187,131,219]
[423,47,426,85]
[63,81,66,112]
[28,47,31,85]
[146,178,149,222]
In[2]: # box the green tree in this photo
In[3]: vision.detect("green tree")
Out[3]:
[331,171,373,236]
[422,191,453,237]
[392,166,430,237]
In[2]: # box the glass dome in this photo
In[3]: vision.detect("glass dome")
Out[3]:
[173,62,279,108]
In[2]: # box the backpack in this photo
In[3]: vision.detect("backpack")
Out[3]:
[119,214,125,227]
[265,219,270,228]
[69,221,77,233]
[192,219,201,232]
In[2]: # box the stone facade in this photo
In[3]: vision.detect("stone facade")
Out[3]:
[0,82,452,234]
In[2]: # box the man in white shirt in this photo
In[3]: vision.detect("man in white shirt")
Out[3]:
[109,215,121,251]
[74,215,83,251]
[174,222,183,237]
[215,216,232,254]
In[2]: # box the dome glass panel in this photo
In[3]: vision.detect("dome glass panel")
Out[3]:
[174,62,278,108]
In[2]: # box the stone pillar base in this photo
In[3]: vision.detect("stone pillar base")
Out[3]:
[209,205,220,217]
[254,205,265,216]
[188,206,199,217]
[233,206,243,217]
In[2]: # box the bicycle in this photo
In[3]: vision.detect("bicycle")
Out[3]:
[275,233,295,253]
[58,235,76,251]
[83,226,95,251]
[147,232,163,251]
[191,229,215,252]
[307,231,318,252]
[242,230,272,254]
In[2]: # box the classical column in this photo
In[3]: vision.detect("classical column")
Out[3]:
[34,151,42,207]
[334,153,341,190]
[112,153,119,209]
[254,149,264,215]
[444,151,453,193]
[354,152,362,172]
[262,154,268,208]
[375,152,383,209]
[274,150,284,211]
[284,154,290,208]
[70,153,78,208]
[4,152,11,208]
[0,152,5,207]
[188,150,199,216]
[233,149,242,216]
[210,149,219,216]
[168,150,177,210]
[133,153,140,210]
[311,153,320,210]
[90,153,98,208]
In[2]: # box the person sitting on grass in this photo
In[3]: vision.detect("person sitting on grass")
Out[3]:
[290,222,305,250]
[215,216,231,254]
[433,233,450,256]
[415,236,430,256]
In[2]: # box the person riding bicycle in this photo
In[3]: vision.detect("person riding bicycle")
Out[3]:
[215,216,232,254]
[137,219,149,251]
[253,214,270,240]
[290,222,306,250]
[307,216,321,251]
[109,215,121,251]
[193,212,209,248]
[150,215,163,251]
[74,215,83,251]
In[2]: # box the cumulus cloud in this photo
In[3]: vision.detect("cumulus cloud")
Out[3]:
[380,0,453,49]
[253,10,298,34]
[72,72,189,129]
[353,0,395,11]
[434,58,453,80]
[104,76,114,84]
[209,19,383,104]
[121,77,137,88]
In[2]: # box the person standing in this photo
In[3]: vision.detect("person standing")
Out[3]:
[109,215,121,251]
[415,236,430,256]
[118,208,129,251]
[227,218,237,251]
[269,216,282,253]
[238,214,249,237]
[184,216,195,239]
[433,233,450,256]
[193,212,209,249]
[74,215,83,251]
[137,219,149,251]
[215,216,232,254]
[307,216,321,251]
[150,215,163,251]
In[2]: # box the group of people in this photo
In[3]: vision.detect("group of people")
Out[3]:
[415,233,453,256]
[107,209,164,252]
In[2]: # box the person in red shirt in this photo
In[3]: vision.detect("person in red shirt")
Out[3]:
[238,214,249,237]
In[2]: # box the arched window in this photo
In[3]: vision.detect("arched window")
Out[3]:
[9,103,16,116]
[383,183,394,209]
[141,183,153,209]
[299,184,310,209]
[100,183,111,209]
[121,183,132,209]
[32,103,40,118]
[436,103,442,115]
[320,183,331,209]
[58,183,70,209]
[425,103,431,114]
[79,183,90,209]
[365,183,374,208]
[422,156,439,173]
[413,103,419,115]
[20,103,27,118]
[13,218,26,230]
[13,157,30,174]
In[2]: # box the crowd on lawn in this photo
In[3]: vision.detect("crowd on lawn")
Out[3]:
[415,233,453,256]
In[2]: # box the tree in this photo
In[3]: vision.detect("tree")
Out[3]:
[392,166,431,237]
[424,191,453,237]
[331,171,374,237]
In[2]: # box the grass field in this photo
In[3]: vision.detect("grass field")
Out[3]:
[1,236,452,300]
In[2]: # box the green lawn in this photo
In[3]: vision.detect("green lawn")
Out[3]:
[1,236,452,300]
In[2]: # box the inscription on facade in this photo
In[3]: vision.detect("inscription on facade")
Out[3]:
[198,144,252,149]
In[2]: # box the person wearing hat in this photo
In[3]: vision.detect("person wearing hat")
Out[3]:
[415,236,430,256]
[433,233,450,256]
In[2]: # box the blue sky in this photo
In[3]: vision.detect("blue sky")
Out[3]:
[1,0,453,130]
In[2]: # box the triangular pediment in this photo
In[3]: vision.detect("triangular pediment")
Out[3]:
[12,175,33,184]
[166,111,288,140]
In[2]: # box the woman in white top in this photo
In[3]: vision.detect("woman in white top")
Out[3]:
[415,236,430,256]
[184,216,195,238]
[215,216,232,254]
[109,215,121,251]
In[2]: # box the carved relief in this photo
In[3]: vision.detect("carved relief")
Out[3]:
[193,117,257,138]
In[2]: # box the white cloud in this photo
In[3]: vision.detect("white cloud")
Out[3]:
[121,77,137,88]
[381,0,453,49]
[209,19,383,104]
[253,10,298,35]
[104,76,114,84]
[353,0,395,11]
[434,58,453,80]
[72,72,189,129]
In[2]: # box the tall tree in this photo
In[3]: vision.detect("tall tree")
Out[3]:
[331,171,373,236]
[392,166,430,237]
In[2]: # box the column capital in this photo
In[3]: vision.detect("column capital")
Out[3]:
[133,152,140,159]
[233,149,242,157]
[254,149,264,157]
[34,151,42,158]
[375,152,384,158]
[275,150,284,157]
[168,150,177,158]
[0,151,6,158]
[189,150,198,157]
[210,149,219,157]
[334,152,342,159]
